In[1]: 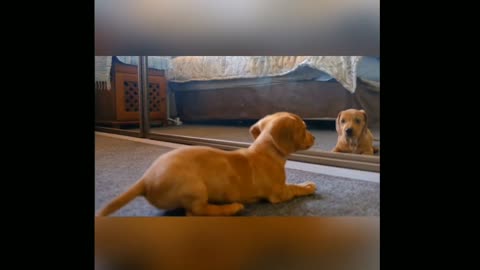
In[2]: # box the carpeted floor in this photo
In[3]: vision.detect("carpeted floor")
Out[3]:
[95,134,379,216]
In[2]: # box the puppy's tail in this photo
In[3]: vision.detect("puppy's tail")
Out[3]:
[96,179,145,217]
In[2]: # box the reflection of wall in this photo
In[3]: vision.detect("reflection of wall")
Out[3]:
[352,79,380,129]
[173,78,379,128]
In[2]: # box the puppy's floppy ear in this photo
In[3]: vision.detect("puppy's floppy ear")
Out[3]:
[251,114,275,140]
[335,111,343,135]
[249,122,261,140]
[360,110,368,135]
[269,118,297,155]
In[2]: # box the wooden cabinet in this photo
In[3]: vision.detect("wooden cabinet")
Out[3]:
[95,58,168,127]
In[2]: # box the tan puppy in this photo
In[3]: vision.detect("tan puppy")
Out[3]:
[332,109,379,155]
[96,112,317,217]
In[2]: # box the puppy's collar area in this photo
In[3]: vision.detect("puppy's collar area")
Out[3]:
[350,144,358,153]
[270,142,289,158]
[346,137,358,145]
[346,137,359,152]
[249,140,288,160]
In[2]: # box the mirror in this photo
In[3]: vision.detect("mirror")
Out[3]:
[95,56,380,169]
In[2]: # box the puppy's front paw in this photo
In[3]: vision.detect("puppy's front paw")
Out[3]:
[230,203,245,215]
[299,181,317,193]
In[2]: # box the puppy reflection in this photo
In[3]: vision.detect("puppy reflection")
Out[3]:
[332,109,379,155]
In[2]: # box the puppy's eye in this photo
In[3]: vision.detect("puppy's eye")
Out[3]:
[341,119,345,124]
[355,119,361,124]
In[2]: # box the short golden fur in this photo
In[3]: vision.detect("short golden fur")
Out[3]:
[332,109,379,155]
[97,112,317,216]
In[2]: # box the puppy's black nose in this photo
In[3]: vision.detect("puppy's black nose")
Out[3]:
[345,128,353,136]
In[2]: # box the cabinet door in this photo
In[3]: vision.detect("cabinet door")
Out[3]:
[115,73,167,121]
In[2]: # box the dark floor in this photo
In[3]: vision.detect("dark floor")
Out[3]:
[95,134,380,216]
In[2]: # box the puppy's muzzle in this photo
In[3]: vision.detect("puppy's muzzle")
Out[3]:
[345,128,353,137]
[303,133,315,149]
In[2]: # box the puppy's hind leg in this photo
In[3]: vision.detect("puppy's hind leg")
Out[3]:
[187,201,244,216]
[181,183,244,216]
